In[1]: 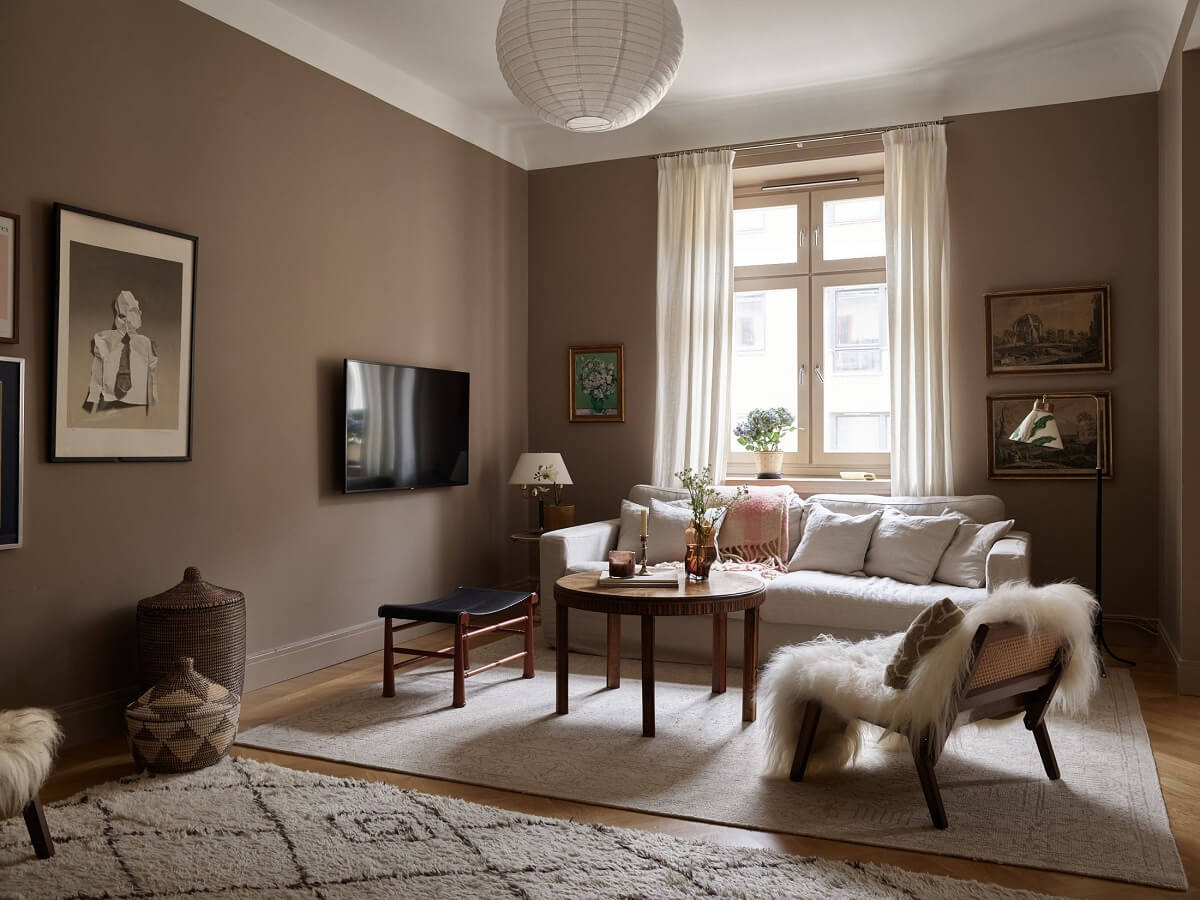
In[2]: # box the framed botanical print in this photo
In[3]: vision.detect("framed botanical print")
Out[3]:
[0,210,18,343]
[0,356,24,549]
[51,204,197,461]
[987,391,1113,479]
[985,284,1111,376]
[568,344,624,423]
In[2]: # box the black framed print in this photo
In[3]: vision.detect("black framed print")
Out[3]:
[0,211,18,343]
[0,356,24,549]
[51,204,197,462]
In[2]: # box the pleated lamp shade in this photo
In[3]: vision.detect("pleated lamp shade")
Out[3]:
[496,0,684,133]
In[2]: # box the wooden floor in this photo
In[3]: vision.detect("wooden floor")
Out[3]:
[43,629,1199,899]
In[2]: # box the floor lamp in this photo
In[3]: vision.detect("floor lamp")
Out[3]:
[1008,394,1133,674]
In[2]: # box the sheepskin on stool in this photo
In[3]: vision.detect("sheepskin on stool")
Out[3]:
[0,708,63,859]
[759,582,1099,825]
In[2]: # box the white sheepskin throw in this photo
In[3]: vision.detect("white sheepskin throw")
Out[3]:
[0,708,63,819]
[759,582,1100,778]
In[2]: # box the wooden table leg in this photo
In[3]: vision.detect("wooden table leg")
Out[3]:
[743,606,759,722]
[641,614,655,737]
[712,612,728,694]
[556,601,569,715]
[606,613,621,688]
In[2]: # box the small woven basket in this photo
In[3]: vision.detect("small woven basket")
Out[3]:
[125,657,240,773]
[137,567,246,697]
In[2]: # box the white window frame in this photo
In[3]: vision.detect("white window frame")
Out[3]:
[811,183,887,274]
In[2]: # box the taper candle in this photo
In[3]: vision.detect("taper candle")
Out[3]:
[640,508,648,536]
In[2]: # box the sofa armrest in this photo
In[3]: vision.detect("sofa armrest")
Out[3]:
[986,530,1031,589]
[539,520,621,635]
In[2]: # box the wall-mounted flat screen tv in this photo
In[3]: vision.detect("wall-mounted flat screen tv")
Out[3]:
[344,359,469,493]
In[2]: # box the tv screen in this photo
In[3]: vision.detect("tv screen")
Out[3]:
[344,359,469,493]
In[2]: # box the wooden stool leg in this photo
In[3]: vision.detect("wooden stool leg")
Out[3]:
[453,613,468,708]
[382,616,395,698]
[23,797,54,859]
[1031,721,1061,781]
[523,593,537,678]
[912,731,948,829]
[790,701,822,782]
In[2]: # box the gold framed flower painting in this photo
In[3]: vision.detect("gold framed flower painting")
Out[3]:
[568,344,624,423]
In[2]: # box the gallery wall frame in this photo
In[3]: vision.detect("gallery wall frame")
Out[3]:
[568,344,625,423]
[987,390,1114,480]
[50,203,198,462]
[0,356,24,549]
[0,210,19,344]
[984,283,1111,376]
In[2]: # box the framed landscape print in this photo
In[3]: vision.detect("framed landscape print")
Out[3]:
[985,284,1111,376]
[568,344,624,423]
[987,391,1113,479]
[0,357,23,549]
[0,211,18,343]
[51,204,197,461]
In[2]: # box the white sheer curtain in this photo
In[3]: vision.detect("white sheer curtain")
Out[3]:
[652,150,736,486]
[884,124,954,496]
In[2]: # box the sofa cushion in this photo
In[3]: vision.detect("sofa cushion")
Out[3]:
[760,570,982,634]
[787,504,881,575]
[935,509,1015,588]
[863,509,959,585]
[616,497,688,553]
[787,495,806,559]
[884,597,966,689]
[648,498,724,563]
[808,493,1007,524]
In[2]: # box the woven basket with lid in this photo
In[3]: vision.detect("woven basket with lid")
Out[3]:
[125,657,241,773]
[136,567,246,697]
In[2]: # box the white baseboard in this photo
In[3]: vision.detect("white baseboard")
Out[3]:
[52,618,443,748]
[1160,629,1200,696]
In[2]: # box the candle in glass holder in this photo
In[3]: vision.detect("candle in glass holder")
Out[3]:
[608,550,636,578]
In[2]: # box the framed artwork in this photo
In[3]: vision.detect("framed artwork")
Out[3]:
[51,204,197,461]
[0,211,18,343]
[0,357,23,549]
[987,391,1113,479]
[985,284,1111,376]
[568,344,624,423]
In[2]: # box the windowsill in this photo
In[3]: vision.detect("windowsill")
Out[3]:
[725,475,891,497]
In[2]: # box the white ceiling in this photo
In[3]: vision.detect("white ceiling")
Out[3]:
[184,0,1189,170]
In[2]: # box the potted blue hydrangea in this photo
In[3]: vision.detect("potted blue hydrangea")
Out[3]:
[734,407,798,478]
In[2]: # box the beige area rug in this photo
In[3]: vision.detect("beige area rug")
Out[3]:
[238,640,1186,890]
[0,756,1056,900]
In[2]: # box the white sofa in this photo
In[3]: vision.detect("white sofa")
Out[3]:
[539,484,1031,667]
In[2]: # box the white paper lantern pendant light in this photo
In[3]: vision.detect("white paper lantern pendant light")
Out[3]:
[497,0,684,133]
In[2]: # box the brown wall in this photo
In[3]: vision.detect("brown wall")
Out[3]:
[529,94,1160,618]
[0,1,528,733]
[1182,50,1200,663]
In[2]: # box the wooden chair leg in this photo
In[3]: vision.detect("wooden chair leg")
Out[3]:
[789,701,822,782]
[23,796,54,859]
[382,616,395,698]
[453,613,468,708]
[912,731,948,829]
[523,594,536,678]
[1031,721,1061,781]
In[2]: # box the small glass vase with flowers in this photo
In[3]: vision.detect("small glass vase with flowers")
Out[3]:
[674,466,748,581]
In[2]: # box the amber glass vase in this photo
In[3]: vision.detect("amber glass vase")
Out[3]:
[685,544,718,581]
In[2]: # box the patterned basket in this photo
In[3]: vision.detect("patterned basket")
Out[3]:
[125,657,241,773]
[137,567,246,697]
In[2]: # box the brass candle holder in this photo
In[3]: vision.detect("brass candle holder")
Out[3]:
[638,532,649,575]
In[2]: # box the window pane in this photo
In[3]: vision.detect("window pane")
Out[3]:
[822,194,884,261]
[731,288,798,453]
[822,282,889,453]
[734,205,797,267]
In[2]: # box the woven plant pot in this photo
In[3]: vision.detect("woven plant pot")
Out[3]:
[125,657,240,773]
[137,567,246,697]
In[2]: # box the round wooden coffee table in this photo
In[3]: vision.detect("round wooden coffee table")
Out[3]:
[554,570,766,737]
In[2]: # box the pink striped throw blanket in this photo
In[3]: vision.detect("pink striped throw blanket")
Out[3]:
[717,486,793,570]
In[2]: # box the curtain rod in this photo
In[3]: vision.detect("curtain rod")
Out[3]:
[652,118,949,159]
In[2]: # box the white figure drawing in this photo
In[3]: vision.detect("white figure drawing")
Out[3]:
[85,290,158,412]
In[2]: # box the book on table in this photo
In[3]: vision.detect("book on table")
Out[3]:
[594,570,680,588]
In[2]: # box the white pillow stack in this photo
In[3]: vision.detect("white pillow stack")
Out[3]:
[934,508,1015,588]
[863,509,959,585]
[787,504,882,575]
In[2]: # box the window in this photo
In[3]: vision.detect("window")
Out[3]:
[729,176,889,476]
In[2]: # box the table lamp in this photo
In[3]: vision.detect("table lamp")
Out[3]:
[509,452,573,531]
[1008,394,1132,672]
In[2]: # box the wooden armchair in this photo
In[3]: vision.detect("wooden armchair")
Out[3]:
[789,622,1067,829]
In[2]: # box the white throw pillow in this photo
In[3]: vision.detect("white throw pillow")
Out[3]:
[934,509,1015,588]
[646,498,724,564]
[863,509,960,585]
[786,504,882,575]
[617,497,691,553]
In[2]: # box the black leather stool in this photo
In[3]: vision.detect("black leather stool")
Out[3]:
[378,587,538,707]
